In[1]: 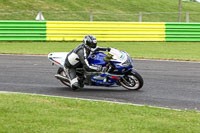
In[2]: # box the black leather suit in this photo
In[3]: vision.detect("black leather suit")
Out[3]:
[64,44,110,86]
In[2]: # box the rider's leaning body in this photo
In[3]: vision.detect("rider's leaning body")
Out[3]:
[64,35,110,90]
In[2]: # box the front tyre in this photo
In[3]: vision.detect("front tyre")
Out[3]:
[119,70,143,90]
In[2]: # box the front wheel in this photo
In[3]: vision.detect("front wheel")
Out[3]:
[119,70,143,90]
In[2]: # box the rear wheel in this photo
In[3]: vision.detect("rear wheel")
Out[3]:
[57,67,70,87]
[119,70,143,90]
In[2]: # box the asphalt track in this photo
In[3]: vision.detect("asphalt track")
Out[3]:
[0,54,200,111]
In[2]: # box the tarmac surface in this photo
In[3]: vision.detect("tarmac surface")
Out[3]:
[0,54,200,111]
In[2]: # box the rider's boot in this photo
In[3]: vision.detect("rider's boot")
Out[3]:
[71,78,80,91]
[64,67,81,91]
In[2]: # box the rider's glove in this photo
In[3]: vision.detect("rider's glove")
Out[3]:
[101,67,107,73]
[96,65,102,72]
[96,66,106,72]
[107,47,111,52]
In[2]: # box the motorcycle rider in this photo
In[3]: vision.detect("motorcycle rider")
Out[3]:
[64,35,110,90]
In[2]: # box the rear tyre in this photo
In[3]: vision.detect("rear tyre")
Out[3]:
[57,67,70,87]
[119,70,143,90]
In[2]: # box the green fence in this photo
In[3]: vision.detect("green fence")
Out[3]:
[166,23,200,41]
[0,21,46,40]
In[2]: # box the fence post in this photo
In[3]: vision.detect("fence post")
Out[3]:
[179,0,182,22]
[186,12,189,23]
[90,11,93,21]
[139,12,142,22]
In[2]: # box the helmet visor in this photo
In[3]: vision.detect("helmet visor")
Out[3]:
[91,40,97,48]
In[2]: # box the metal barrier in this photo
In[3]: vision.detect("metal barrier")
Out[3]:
[166,23,200,41]
[0,21,46,40]
[46,21,166,41]
[1,21,200,41]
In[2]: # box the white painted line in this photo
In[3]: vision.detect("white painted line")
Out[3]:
[0,54,47,57]
[0,91,189,112]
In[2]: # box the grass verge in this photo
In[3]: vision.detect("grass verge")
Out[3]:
[0,0,200,22]
[0,93,200,133]
[0,41,200,61]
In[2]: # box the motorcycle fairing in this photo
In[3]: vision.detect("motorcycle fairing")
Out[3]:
[88,52,107,66]
[48,52,68,67]
[91,73,123,86]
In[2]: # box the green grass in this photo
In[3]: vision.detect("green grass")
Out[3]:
[0,41,200,61]
[0,93,199,133]
[0,0,200,22]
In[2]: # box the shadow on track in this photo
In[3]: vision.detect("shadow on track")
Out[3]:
[55,86,144,93]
